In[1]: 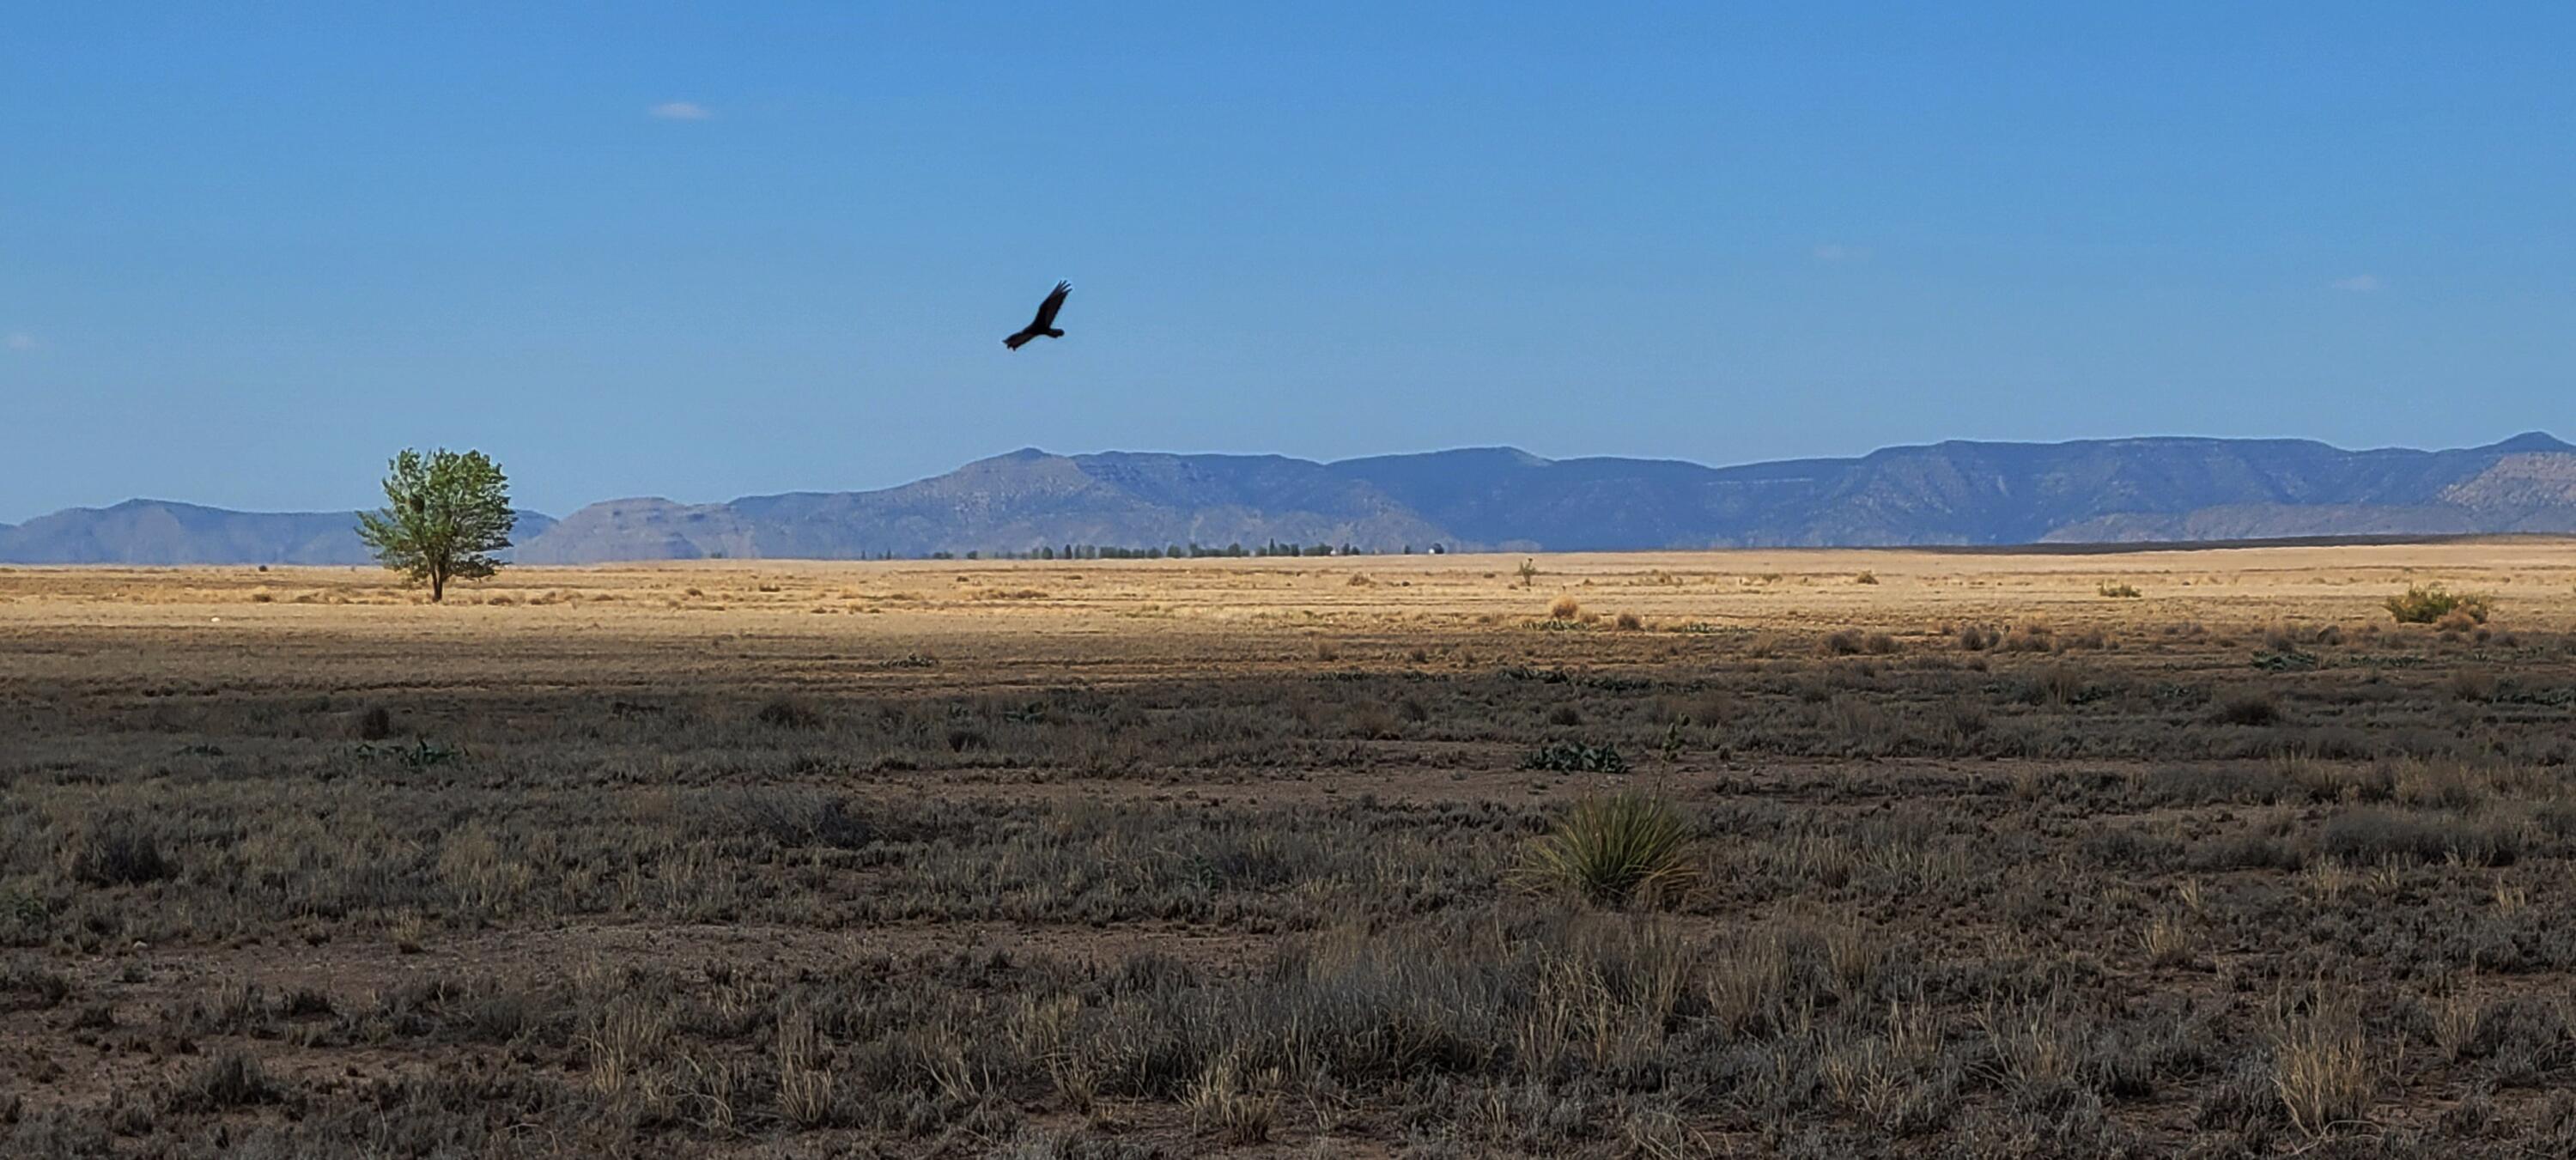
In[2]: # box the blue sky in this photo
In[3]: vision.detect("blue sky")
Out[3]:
[3,3,2570,521]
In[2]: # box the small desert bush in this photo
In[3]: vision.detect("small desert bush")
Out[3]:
[2445,668,2497,701]
[1521,742,1629,774]
[2212,689,2282,726]
[1854,570,1879,585]
[1956,624,1999,652]
[754,695,824,730]
[1819,629,1899,657]
[165,1051,283,1113]
[2020,663,2091,707]
[2098,582,2142,598]
[1548,595,1582,620]
[727,790,876,849]
[1613,610,1643,631]
[2000,623,2055,653]
[1519,792,1697,908]
[69,812,177,887]
[2385,584,2490,625]
[2318,808,2522,866]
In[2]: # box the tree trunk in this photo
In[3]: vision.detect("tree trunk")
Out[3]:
[431,569,446,604]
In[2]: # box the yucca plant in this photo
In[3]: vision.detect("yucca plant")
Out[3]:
[1519,792,1698,908]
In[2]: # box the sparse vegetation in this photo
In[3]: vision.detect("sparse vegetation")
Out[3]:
[9,545,2576,1153]
[2099,581,2142,598]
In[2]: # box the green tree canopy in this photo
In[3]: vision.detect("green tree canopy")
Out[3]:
[355,448,514,602]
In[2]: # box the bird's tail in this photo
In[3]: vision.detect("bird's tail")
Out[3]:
[1004,331,1030,350]
[1044,329,1063,338]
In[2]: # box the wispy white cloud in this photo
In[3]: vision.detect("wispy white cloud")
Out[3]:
[3,331,35,351]
[1812,243,1871,264]
[648,100,713,121]
[2329,274,2385,292]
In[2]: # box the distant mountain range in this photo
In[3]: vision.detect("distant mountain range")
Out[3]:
[0,503,556,566]
[6,433,2573,565]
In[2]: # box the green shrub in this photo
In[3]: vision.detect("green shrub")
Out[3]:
[2251,649,2320,672]
[1519,792,1697,908]
[2385,585,2491,625]
[1521,743,1629,774]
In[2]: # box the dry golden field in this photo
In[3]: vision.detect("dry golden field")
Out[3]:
[7,543,2576,1157]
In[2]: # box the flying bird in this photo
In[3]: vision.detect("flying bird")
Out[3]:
[1004,281,1072,350]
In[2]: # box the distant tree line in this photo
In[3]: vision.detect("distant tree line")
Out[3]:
[923,540,1444,561]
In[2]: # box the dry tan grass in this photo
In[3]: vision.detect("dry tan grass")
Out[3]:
[4,542,2576,1154]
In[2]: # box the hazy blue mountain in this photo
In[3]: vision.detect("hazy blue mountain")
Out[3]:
[0,501,556,565]
[518,432,2576,562]
[8,434,2571,564]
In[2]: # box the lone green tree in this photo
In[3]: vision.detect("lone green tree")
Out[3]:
[355,448,515,603]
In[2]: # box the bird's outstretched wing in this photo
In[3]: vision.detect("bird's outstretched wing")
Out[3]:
[1030,281,1071,330]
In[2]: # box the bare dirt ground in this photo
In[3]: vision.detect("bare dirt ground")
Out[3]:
[6,544,2576,1157]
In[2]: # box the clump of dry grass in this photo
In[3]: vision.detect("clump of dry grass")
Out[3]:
[1613,610,1643,631]
[2271,993,2377,1137]
[1183,1054,1279,1145]
[776,1005,836,1127]
[164,1051,282,1113]
[2142,912,2200,969]
[2427,988,2484,1064]
[1549,594,1582,620]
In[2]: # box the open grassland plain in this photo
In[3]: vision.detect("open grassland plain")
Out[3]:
[7,544,2576,1157]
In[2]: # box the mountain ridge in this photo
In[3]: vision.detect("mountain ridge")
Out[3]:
[5,434,2572,565]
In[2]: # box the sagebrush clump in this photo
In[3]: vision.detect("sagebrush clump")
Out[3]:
[2385,584,2491,625]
